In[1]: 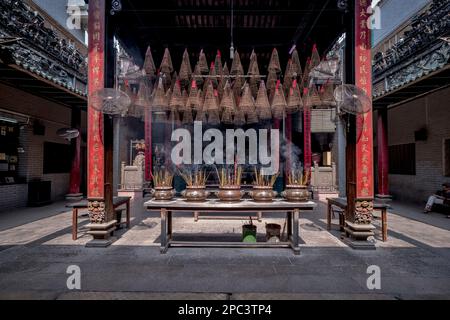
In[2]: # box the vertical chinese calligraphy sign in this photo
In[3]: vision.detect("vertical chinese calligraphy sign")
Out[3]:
[88,0,105,200]
[355,0,374,201]
[303,89,312,177]
[145,109,153,181]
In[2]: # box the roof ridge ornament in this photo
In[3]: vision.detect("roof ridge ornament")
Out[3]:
[110,0,122,15]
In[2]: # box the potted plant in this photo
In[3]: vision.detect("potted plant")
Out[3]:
[215,165,243,202]
[282,169,310,202]
[151,169,175,201]
[249,167,279,202]
[242,217,257,243]
[179,168,210,202]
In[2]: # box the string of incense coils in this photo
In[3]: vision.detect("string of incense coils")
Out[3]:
[120,45,338,124]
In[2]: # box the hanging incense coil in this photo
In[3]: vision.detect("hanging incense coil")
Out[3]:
[230,50,244,76]
[267,69,278,96]
[203,81,219,111]
[214,51,223,77]
[255,81,272,120]
[222,63,230,77]
[186,80,201,111]
[143,46,156,77]
[221,110,234,124]
[239,83,258,124]
[286,80,303,114]
[301,57,311,92]
[198,89,204,111]
[310,44,321,70]
[126,85,142,118]
[198,49,209,75]
[248,50,261,98]
[179,49,192,88]
[160,48,174,88]
[304,85,322,107]
[217,78,225,100]
[161,48,174,73]
[291,49,303,81]
[161,87,173,123]
[209,62,218,88]
[220,81,236,112]
[170,72,179,91]
[271,80,287,119]
[283,59,294,95]
[319,81,336,107]
[233,77,244,99]
[246,110,259,124]
[234,106,246,126]
[135,79,152,108]
[169,81,184,111]
[153,85,168,124]
[192,63,204,88]
[230,50,244,99]
[152,78,167,112]
[268,48,282,74]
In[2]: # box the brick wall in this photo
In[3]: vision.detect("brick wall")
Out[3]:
[387,86,450,204]
[0,83,87,212]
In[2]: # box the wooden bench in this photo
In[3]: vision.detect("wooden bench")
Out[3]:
[68,197,131,240]
[326,197,390,242]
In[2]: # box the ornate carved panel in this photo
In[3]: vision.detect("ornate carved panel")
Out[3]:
[0,0,87,93]
[355,200,374,225]
[88,200,106,224]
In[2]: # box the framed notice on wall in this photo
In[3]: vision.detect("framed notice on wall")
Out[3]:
[0,121,19,184]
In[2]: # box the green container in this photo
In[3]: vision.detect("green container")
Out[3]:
[242,225,257,243]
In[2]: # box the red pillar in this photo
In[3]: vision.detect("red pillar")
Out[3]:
[86,0,117,245]
[87,0,105,201]
[377,109,389,197]
[343,0,375,246]
[68,108,81,196]
[355,0,374,202]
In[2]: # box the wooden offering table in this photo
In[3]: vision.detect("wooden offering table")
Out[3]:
[144,199,316,255]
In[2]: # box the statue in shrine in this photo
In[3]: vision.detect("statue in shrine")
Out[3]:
[121,140,146,190]
[133,140,146,170]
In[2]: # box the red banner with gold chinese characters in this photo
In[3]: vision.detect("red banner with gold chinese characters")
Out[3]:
[87,0,105,198]
[355,0,374,198]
